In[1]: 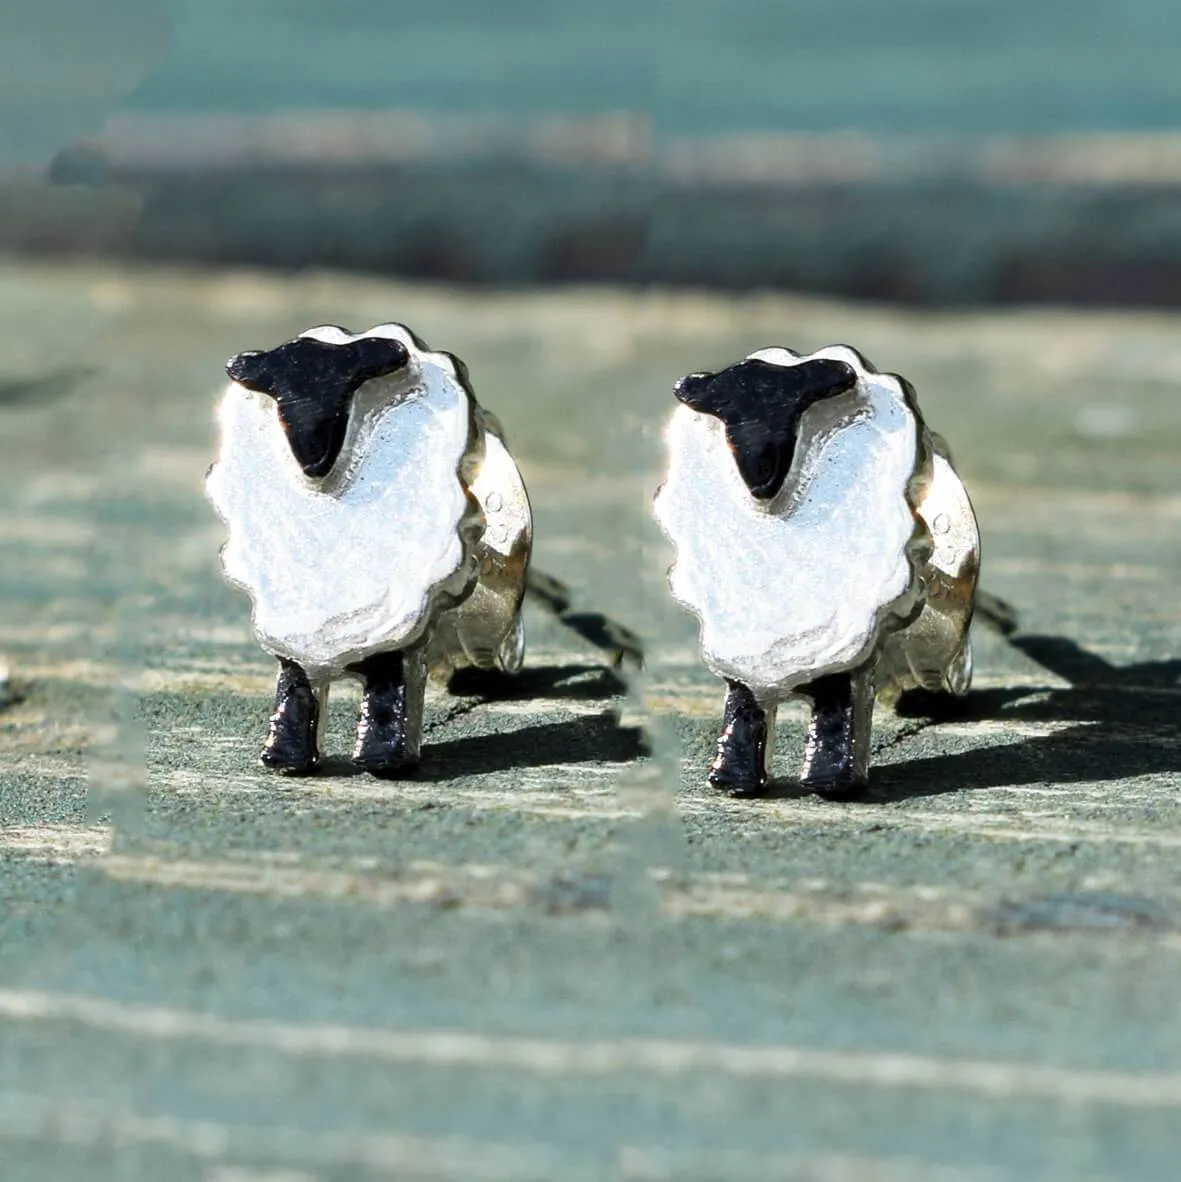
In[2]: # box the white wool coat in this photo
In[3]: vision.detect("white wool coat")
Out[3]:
[206,325,480,680]
[653,345,927,700]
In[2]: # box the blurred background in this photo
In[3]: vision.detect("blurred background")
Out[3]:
[5,0,1181,305]
[10,5,1181,1181]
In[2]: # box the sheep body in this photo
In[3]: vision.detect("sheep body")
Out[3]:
[654,345,928,699]
[206,324,481,681]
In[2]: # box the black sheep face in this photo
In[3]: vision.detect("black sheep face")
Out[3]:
[673,356,859,500]
[226,333,412,479]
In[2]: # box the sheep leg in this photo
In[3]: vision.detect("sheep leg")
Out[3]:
[709,679,776,798]
[798,669,873,797]
[260,658,321,775]
[350,649,425,778]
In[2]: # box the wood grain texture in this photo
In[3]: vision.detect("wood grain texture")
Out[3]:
[2,263,1181,1179]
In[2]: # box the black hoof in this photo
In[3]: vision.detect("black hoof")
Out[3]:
[351,745,419,780]
[260,747,319,776]
[709,680,770,798]
[261,660,320,776]
[798,671,873,801]
[350,651,421,779]
[799,773,867,801]
[708,767,768,799]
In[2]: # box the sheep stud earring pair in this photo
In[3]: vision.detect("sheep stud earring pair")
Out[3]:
[654,345,979,799]
[206,324,531,777]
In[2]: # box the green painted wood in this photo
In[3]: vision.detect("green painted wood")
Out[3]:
[2,262,1181,1179]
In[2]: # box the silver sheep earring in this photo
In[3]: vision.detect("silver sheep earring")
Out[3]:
[206,323,531,778]
[653,344,979,799]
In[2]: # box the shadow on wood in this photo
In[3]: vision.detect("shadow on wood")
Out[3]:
[875,634,1181,800]
[419,712,646,782]
[446,662,628,701]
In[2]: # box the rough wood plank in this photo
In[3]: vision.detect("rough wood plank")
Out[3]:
[2,262,1181,1179]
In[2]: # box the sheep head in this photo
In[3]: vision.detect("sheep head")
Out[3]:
[226,335,411,479]
[673,357,857,500]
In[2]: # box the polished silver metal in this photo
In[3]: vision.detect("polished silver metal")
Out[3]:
[426,413,532,680]
[206,322,531,775]
[875,434,979,702]
[654,344,979,797]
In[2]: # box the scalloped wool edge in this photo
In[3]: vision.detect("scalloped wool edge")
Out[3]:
[206,324,481,680]
[654,344,930,699]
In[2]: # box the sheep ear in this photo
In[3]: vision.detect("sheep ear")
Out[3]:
[347,336,411,386]
[672,371,716,410]
[799,358,858,397]
[226,350,274,394]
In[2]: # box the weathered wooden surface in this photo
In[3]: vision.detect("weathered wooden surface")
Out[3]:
[3,262,1181,1179]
